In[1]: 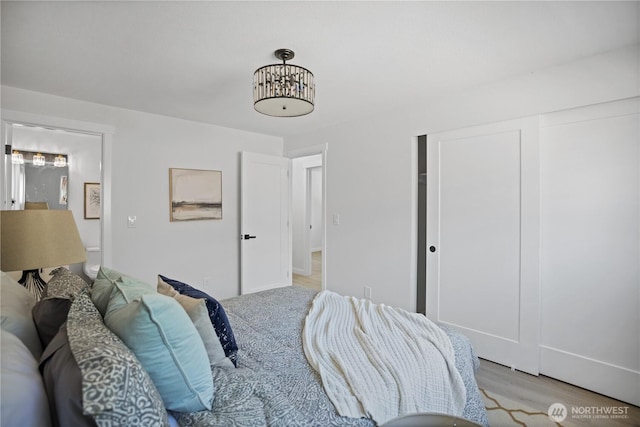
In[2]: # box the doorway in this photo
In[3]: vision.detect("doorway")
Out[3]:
[1,110,114,269]
[287,144,327,291]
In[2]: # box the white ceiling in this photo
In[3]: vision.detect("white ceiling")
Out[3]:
[2,1,638,138]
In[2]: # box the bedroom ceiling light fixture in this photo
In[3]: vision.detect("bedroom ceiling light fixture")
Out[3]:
[253,48,315,117]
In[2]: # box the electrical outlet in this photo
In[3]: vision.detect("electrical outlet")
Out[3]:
[127,215,137,228]
[364,286,372,300]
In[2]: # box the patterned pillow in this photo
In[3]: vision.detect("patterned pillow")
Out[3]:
[43,267,89,300]
[66,292,169,426]
[158,275,238,366]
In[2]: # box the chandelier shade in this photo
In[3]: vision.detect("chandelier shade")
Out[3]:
[253,49,315,117]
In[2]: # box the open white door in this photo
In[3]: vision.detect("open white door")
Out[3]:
[240,151,291,295]
[426,117,540,375]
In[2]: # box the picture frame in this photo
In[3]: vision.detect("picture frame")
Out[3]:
[169,168,222,221]
[59,176,68,205]
[84,182,101,219]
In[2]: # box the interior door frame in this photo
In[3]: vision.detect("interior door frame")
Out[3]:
[285,143,328,291]
[1,109,115,267]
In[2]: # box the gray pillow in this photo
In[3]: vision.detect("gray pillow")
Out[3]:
[40,323,97,427]
[157,278,233,369]
[1,329,52,427]
[33,268,90,349]
[32,298,72,348]
[66,292,169,426]
[0,271,43,359]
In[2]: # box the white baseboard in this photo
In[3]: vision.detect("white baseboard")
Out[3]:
[540,345,640,406]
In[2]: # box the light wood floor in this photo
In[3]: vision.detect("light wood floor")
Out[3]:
[292,251,322,291]
[476,359,640,426]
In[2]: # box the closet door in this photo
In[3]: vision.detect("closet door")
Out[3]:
[540,98,639,406]
[426,117,540,375]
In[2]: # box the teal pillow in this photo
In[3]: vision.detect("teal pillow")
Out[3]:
[107,276,155,313]
[90,267,154,316]
[104,293,214,412]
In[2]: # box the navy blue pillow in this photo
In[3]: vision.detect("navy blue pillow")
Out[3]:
[158,275,238,366]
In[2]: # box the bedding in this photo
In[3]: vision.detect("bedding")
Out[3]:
[303,290,466,424]
[175,286,489,427]
[1,266,488,427]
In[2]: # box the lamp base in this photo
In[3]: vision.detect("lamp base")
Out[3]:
[18,269,47,300]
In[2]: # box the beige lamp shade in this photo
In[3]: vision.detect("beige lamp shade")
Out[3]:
[1,210,86,272]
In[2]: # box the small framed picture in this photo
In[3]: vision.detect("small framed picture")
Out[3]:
[84,182,101,219]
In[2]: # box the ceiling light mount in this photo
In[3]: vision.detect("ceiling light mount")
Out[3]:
[253,48,315,117]
[274,48,295,62]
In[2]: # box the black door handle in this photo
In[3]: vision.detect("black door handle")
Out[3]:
[243,234,257,240]
[429,246,436,253]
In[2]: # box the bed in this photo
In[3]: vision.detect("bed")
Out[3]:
[176,286,489,427]
[1,268,488,427]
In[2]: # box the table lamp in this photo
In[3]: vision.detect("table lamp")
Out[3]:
[1,210,86,299]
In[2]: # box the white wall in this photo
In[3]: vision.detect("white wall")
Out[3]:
[284,45,640,311]
[1,86,283,299]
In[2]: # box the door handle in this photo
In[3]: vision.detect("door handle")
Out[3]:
[429,246,436,253]
[243,234,257,240]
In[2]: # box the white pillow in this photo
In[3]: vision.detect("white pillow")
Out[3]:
[0,329,52,427]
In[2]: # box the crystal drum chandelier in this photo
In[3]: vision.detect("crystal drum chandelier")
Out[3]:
[253,49,315,117]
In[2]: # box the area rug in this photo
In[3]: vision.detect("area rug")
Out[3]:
[480,388,562,426]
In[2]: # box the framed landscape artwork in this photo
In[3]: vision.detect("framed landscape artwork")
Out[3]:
[84,182,100,219]
[169,168,222,221]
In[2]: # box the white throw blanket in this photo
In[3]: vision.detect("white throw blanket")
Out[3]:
[303,291,466,424]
